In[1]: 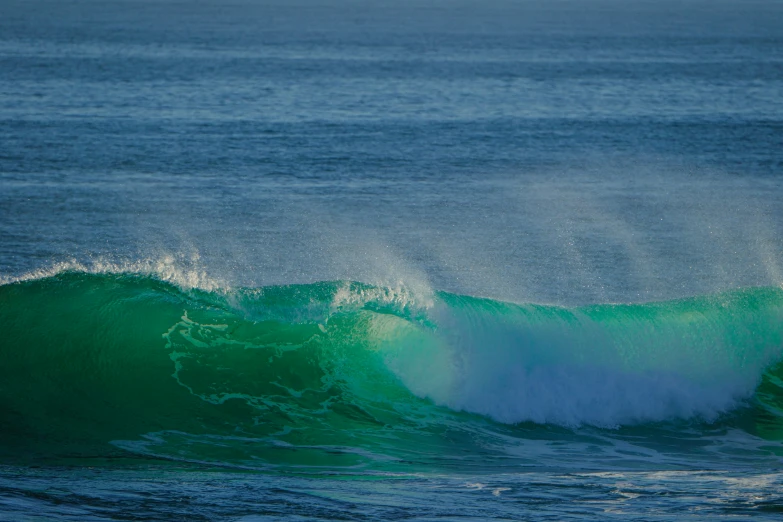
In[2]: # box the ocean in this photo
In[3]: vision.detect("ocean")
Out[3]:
[1,0,783,519]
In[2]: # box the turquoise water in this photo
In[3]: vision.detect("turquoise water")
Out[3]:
[1,271,783,518]
[2,0,783,519]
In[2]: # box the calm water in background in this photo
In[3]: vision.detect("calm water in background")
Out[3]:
[2,0,783,519]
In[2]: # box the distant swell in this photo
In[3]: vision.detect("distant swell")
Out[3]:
[1,271,782,468]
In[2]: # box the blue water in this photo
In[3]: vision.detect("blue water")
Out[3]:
[2,0,783,519]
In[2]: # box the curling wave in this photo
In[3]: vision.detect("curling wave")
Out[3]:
[1,270,782,468]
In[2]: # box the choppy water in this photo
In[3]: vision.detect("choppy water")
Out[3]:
[2,0,783,519]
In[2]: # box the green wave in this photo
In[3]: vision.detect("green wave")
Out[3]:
[1,272,782,470]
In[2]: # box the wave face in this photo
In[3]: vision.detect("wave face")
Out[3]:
[2,272,783,471]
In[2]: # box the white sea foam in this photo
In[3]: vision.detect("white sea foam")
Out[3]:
[330,280,434,315]
[381,293,783,427]
[0,254,226,292]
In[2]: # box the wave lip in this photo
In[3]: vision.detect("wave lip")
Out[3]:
[0,256,225,291]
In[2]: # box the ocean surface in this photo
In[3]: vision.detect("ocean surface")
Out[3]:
[2,0,783,519]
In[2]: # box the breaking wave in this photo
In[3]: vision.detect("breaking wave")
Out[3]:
[1,268,782,469]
